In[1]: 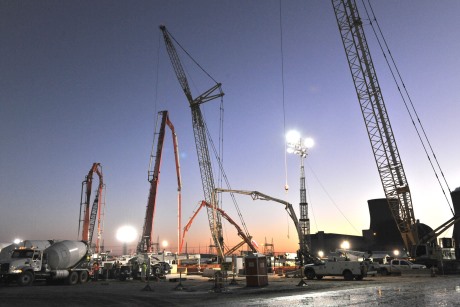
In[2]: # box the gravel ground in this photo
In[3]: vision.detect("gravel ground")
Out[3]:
[1,272,460,306]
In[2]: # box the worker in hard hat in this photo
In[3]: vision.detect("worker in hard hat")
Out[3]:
[92,262,100,282]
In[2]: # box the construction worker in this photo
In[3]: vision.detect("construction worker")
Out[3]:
[92,262,100,282]
[141,262,147,282]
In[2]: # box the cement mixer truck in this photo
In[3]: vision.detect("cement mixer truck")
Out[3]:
[0,240,91,286]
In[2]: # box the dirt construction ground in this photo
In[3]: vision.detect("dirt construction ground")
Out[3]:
[2,272,460,306]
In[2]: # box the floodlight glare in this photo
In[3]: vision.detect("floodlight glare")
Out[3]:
[286,130,301,144]
[340,240,350,250]
[116,225,137,243]
[304,137,315,148]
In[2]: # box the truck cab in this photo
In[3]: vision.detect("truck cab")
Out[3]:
[0,247,43,285]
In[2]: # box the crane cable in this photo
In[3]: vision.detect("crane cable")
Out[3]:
[165,28,239,246]
[166,28,219,85]
[361,0,454,215]
[307,162,361,235]
[205,123,251,238]
[279,0,290,239]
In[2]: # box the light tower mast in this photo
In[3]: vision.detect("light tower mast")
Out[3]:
[299,150,311,253]
[286,131,314,263]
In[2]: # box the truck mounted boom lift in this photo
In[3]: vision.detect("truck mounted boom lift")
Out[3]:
[160,25,225,260]
[137,110,182,253]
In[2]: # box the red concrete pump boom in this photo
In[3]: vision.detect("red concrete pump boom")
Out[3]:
[180,201,258,256]
[79,162,104,253]
[137,110,182,253]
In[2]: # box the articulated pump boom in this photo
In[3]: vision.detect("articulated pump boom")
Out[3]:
[214,188,320,264]
[137,110,182,253]
[79,162,104,253]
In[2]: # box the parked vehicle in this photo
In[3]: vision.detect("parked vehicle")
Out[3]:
[304,260,377,281]
[379,259,426,275]
[128,254,171,280]
[0,240,91,286]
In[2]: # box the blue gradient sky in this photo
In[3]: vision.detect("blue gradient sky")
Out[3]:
[1,1,459,254]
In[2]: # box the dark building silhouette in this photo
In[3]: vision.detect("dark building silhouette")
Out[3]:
[451,188,460,257]
[309,231,366,257]
[310,197,438,256]
[365,198,404,251]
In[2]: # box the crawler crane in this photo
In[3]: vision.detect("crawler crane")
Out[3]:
[160,25,225,260]
[332,0,460,262]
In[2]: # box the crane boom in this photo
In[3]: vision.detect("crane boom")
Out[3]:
[138,110,182,253]
[332,0,418,252]
[180,201,258,255]
[160,25,225,260]
[214,188,320,264]
[79,162,104,253]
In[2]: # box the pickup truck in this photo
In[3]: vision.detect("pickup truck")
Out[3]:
[379,259,426,275]
[304,260,377,281]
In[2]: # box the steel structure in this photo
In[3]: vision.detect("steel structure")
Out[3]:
[180,201,258,255]
[287,136,312,257]
[214,188,320,264]
[79,162,104,253]
[332,0,418,252]
[137,110,182,253]
[299,155,311,253]
[160,25,225,259]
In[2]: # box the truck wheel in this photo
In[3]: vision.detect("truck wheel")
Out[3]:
[343,270,354,281]
[355,275,363,281]
[304,268,315,280]
[152,265,161,276]
[316,275,324,280]
[67,271,79,285]
[79,271,89,283]
[17,271,34,286]
[380,268,389,276]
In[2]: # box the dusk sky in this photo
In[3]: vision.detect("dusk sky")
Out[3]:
[1,1,459,255]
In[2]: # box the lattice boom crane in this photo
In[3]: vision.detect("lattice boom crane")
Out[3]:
[331,0,418,251]
[160,25,225,260]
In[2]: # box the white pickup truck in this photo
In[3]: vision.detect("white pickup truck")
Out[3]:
[379,259,426,275]
[304,260,376,281]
